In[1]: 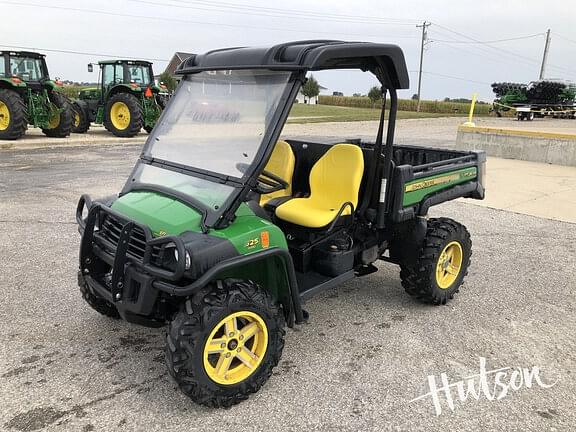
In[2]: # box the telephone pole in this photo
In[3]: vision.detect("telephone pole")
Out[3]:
[539,29,551,80]
[416,21,431,112]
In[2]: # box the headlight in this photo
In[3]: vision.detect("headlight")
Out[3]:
[174,248,191,270]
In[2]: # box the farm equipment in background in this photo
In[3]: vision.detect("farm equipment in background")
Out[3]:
[0,51,73,140]
[492,80,576,120]
[72,60,166,137]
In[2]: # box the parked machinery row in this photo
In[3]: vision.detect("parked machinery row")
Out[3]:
[492,80,576,120]
[0,51,169,140]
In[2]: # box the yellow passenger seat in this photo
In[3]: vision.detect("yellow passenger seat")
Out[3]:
[260,140,296,206]
[275,144,364,228]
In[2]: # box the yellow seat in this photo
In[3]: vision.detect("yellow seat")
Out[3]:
[260,140,295,206]
[276,144,364,228]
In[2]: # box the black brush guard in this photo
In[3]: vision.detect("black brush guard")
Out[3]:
[77,195,187,319]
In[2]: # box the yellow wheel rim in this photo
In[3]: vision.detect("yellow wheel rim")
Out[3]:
[0,101,10,131]
[435,241,463,289]
[110,101,131,130]
[74,111,80,128]
[48,110,61,129]
[203,310,268,385]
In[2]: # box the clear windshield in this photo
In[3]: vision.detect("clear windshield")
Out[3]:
[145,69,292,178]
[9,57,45,81]
[129,65,151,84]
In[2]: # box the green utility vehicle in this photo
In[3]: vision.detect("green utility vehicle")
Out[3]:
[0,51,73,140]
[76,41,486,407]
[72,60,165,137]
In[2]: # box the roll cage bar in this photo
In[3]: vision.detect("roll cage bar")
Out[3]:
[123,40,409,230]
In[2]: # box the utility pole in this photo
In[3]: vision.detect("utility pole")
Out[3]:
[539,29,551,80]
[416,21,431,112]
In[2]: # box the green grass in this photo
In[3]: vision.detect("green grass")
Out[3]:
[287,104,467,124]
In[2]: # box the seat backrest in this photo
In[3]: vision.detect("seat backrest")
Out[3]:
[309,144,364,210]
[260,140,296,205]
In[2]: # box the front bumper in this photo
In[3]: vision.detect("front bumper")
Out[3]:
[77,195,188,320]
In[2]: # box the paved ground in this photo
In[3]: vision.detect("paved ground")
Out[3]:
[6,116,576,151]
[0,126,575,431]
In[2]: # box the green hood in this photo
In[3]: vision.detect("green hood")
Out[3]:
[110,191,288,254]
[111,191,202,237]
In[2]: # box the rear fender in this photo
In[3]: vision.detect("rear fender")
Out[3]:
[0,77,26,90]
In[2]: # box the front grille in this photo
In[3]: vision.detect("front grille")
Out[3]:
[99,214,161,264]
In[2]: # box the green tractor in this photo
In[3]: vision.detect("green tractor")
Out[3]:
[72,60,165,137]
[0,51,73,140]
[76,41,486,407]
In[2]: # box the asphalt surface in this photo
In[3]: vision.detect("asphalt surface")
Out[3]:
[0,142,575,432]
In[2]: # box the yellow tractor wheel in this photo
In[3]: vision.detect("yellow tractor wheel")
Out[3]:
[0,89,27,140]
[104,93,143,137]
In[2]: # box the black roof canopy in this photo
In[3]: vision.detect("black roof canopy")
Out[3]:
[175,40,409,89]
[98,59,153,66]
[0,51,46,58]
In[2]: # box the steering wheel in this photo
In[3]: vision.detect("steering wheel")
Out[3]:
[236,163,289,195]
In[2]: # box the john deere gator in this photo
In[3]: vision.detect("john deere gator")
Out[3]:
[0,51,73,140]
[72,60,165,137]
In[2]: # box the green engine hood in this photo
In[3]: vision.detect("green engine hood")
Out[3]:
[111,191,202,237]
[110,191,288,254]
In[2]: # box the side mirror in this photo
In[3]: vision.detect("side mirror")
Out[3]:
[87,63,93,73]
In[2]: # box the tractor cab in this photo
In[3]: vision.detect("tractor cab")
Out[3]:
[96,60,156,95]
[0,51,50,86]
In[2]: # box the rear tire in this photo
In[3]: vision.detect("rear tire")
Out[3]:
[104,93,142,137]
[166,280,285,408]
[0,89,27,140]
[42,92,73,138]
[399,217,472,305]
[79,279,120,319]
[72,102,90,133]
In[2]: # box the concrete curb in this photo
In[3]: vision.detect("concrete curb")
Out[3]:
[0,136,146,151]
[455,125,576,166]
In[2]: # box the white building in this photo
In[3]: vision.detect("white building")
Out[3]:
[295,84,329,104]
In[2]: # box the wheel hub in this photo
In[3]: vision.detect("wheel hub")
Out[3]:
[0,101,11,131]
[203,310,268,385]
[227,339,238,350]
[435,241,463,289]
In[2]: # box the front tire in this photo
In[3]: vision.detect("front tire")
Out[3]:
[79,278,120,319]
[72,102,90,133]
[0,89,27,140]
[400,217,472,305]
[104,93,142,137]
[42,92,73,138]
[166,280,285,408]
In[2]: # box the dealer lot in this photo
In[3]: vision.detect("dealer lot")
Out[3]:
[0,126,575,431]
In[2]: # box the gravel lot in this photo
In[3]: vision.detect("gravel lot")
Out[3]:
[0,121,575,431]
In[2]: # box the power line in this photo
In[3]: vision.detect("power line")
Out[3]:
[132,0,420,26]
[554,32,576,46]
[431,22,576,76]
[433,33,544,44]
[0,44,169,62]
[0,1,419,40]
[409,70,491,85]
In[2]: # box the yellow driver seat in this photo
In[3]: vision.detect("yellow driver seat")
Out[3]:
[275,144,364,228]
[260,140,296,206]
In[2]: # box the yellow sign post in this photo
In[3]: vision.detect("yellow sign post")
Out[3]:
[462,93,478,127]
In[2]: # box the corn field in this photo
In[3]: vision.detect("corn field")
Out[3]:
[318,95,492,115]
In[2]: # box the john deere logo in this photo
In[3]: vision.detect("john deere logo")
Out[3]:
[157,230,167,237]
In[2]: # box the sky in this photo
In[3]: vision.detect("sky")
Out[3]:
[1,0,575,101]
